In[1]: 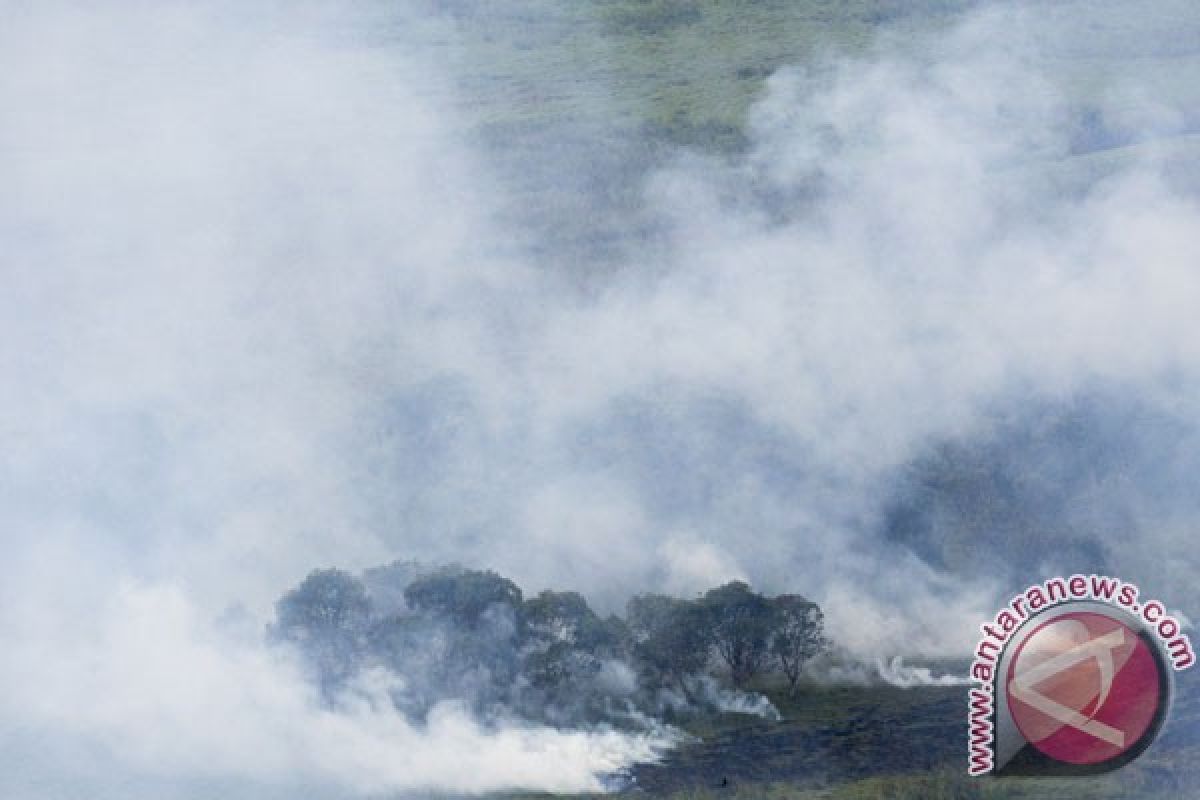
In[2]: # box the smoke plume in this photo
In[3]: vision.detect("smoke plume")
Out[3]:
[3,0,1200,795]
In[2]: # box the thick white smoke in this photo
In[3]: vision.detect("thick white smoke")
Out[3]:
[0,1,670,795]
[1,577,672,796]
[4,0,1200,795]
[812,655,971,689]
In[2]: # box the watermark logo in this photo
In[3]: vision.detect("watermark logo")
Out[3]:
[967,575,1192,776]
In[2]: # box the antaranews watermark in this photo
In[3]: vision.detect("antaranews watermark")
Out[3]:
[967,574,1193,777]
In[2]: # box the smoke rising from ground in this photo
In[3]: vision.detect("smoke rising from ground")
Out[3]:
[811,655,971,689]
[3,0,1200,795]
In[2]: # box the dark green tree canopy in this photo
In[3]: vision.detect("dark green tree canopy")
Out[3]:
[403,565,523,629]
[771,593,826,693]
[525,590,593,638]
[626,593,712,691]
[525,589,626,656]
[271,568,372,695]
[272,561,829,722]
[700,581,775,687]
[273,568,372,641]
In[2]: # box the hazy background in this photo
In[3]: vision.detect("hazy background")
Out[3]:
[3,0,1200,795]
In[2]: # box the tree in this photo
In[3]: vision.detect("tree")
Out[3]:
[525,590,593,642]
[403,566,524,630]
[365,612,426,671]
[395,566,529,712]
[700,581,775,687]
[626,593,711,693]
[524,590,624,657]
[523,640,578,691]
[271,568,372,694]
[771,594,826,694]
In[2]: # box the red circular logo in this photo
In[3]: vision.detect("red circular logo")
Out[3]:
[1006,611,1163,765]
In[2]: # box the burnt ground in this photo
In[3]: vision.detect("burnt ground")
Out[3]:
[628,685,965,794]
[625,668,1200,797]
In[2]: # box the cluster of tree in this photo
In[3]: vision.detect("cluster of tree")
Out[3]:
[627,582,827,694]
[270,562,827,726]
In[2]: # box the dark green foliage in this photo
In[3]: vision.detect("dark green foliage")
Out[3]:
[524,590,594,639]
[272,562,830,731]
[403,565,524,629]
[400,569,526,710]
[517,590,636,724]
[365,612,425,669]
[627,593,713,692]
[523,640,581,691]
[274,568,371,635]
[699,581,775,687]
[524,589,628,657]
[271,568,372,695]
[771,594,826,693]
[373,572,526,717]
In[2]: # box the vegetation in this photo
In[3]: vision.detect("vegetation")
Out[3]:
[626,593,713,694]
[270,568,372,696]
[772,595,827,694]
[700,581,776,688]
[270,562,827,725]
[272,563,1195,797]
[404,566,524,628]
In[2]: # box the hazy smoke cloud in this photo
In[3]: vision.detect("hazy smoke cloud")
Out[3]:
[1,1,669,794]
[4,0,1200,795]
